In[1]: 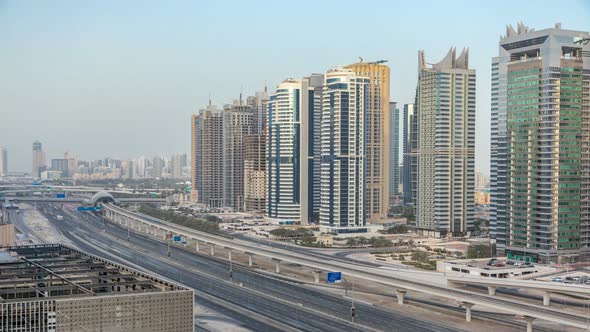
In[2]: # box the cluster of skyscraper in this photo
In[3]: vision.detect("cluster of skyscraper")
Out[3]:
[191,92,269,211]
[191,22,590,261]
[28,141,189,180]
[191,56,477,234]
[489,23,590,263]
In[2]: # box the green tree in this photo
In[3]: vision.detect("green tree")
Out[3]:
[411,250,430,263]
[466,244,492,259]
[380,224,409,234]
[369,236,393,247]
[346,237,358,247]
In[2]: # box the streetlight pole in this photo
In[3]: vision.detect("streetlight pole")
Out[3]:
[351,254,356,323]
[229,260,233,282]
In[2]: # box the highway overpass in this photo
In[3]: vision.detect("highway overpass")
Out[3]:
[102,203,590,331]
[3,190,166,206]
[447,275,590,305]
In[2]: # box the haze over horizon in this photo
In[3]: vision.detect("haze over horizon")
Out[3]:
[1,0,589,173]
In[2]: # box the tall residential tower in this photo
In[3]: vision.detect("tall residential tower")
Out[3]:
[388,102,400,206]
[223,103,255,211]
[345,61,390,222]
[192,105,224,207]
[0,146,7,176]
[267,74,323,224]
[32,141,46,178]
[416,49,476,236]
[319,68,369,232]
[402,103,417,205]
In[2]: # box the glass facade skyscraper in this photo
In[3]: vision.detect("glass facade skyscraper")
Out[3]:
[491,23,590,263]
[402,103,417,206]
[388,102,400,206]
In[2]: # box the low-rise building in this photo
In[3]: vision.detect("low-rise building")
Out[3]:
[0,244,194,331]
[316,235,333,247]
[0,224,15,246]
[474,190,490,205]
[437,258,553,278]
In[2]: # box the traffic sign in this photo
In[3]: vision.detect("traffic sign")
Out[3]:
[77,206,101,212]
[327,272,342,283]
[173,235,182,242]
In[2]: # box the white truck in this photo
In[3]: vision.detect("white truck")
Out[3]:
[56,215,64,221]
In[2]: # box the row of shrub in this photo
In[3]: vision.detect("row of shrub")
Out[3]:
[138,205,221,234]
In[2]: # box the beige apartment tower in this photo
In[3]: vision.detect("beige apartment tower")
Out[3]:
[191,114,199,201]
[416,48,476,236]
[345,61,390,222]
[223,103,255,211]
[191,105,224,207]
[244,134,266,212]
[32,140,45,178]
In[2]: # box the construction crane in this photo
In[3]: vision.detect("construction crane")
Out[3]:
[358,58,388,64]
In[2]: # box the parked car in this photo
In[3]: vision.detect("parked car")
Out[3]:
[487,258,499,266]
[551,277,563,282]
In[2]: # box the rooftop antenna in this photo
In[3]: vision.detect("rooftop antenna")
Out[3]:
[358,56,363,63]
[264,81,267,93]
[208,92,211,106]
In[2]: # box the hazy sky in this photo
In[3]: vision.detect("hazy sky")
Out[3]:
[1,1,589,173]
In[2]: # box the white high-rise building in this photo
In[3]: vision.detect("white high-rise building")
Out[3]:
[416,48,476,236]
[267,74,323,224]
[319,68,368,232]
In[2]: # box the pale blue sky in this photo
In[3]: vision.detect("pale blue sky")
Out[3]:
[1,0,589,173]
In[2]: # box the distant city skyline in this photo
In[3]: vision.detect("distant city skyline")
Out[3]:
[1,1,588,172]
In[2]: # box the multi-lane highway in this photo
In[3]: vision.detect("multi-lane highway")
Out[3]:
[103,203,590,330]
[16,203,466,332]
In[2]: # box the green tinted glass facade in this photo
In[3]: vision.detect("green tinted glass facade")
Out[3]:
[506,63,583,261]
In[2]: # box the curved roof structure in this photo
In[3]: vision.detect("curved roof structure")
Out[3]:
[90,191,118,206]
